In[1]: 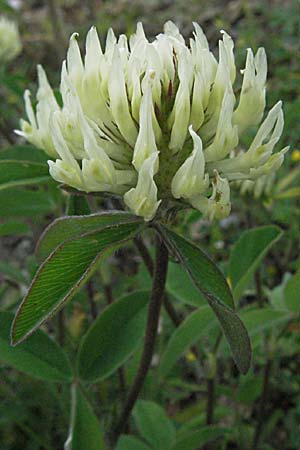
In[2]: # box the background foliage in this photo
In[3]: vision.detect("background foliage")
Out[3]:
[1,1,300,449]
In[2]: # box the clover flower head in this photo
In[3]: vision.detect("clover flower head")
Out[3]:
[17,22,288,221]
[0,16,21,63]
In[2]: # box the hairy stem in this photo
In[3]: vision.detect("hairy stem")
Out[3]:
[133,236,154,275]
[134,236,181,326]
[112,234,169,443]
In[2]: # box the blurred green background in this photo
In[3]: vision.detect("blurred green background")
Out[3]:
[1,1,300,450]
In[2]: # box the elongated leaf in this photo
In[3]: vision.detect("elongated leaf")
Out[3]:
[36,211,136,262]
[117,436,151,450]
[173,426,229,450]
[0,312,72,382]
[159,306,214,378]
[236,373,263,404]
[0,188,55,217]
[0,145,49,163]
[275,167,300,193]
[219,308,291,355]
[166,262,205,307]
[284,272,300,312]
[0,220,29,237]
[0,160,50,191]
[268,274,291,311]
[209,301,251,372]
[159,226,233,309]
[274,187,300,199]
[12,220,143,345]
[229,226,283,300]
[159,226,251,374]
[77,291,149,382]
[241,308,291,335]
[65,384,106,450]
[133,400,176,450]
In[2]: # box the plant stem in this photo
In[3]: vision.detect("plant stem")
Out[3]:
[111,234,169,443]
[254,269,264,308]
[252,262,272,448]
[205,333,221,426]
[86,279,98,321]
[251,358,273,449]
[133,236,154,275]
[206,378,215,425]
[134,236,181,326]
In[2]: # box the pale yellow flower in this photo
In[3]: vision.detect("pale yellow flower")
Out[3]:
[0,16,21,63]
[17,22,288,221]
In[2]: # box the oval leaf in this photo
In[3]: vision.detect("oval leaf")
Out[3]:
[77,291,149,383]
[65,384,107,450]
[208,300,251,373]
[0,145,49,163]
[0,160,50,191]
[241,307,291,336]
[166,262,205,307]
[159,226,251,374]
[173,426,229,450]
[117,436,151,450]
[159,225,234,310]
[0,188,55,218]
[219,308,291,355]
[36,211,137,262]
[284,272,300,312]
[0,312,72,382]
[159,306,214,378]
[133,400,176,450]
[229,226,283,301]
[0,220,29,237]
[11,220,144,345]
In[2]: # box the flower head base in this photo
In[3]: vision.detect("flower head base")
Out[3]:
[17,22,288,221]
[0,16,21,63]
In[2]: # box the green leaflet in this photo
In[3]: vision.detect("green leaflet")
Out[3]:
[77,291,149,382]
[0,312,72,382]
[12,220,144,345]
[229,225,283,301]
[158,225,251,374]
[65,385,107,450]
[36,211,138,262]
